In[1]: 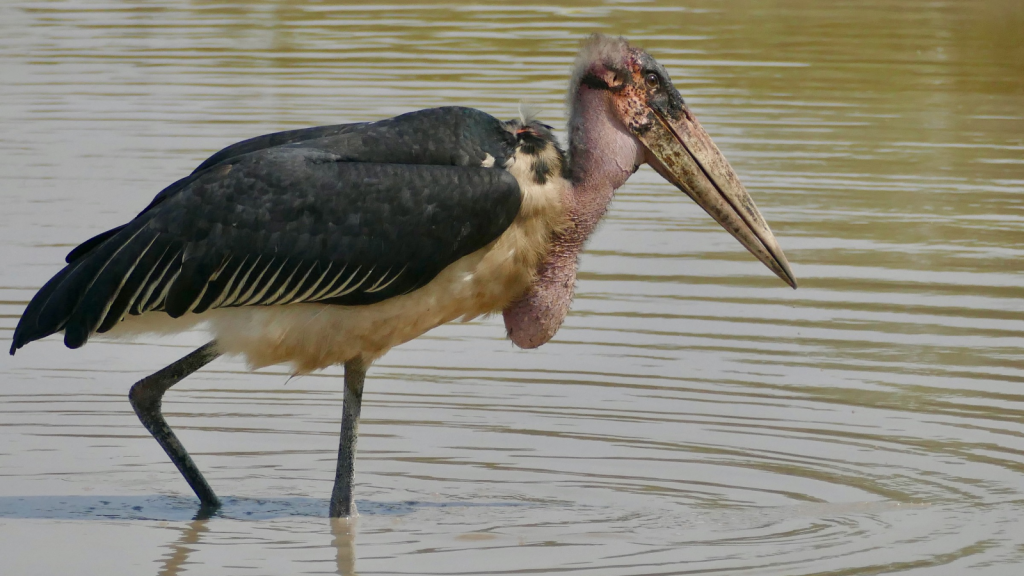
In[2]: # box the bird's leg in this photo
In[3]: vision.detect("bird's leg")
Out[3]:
[128,341,222,509]
[330,359,366,518]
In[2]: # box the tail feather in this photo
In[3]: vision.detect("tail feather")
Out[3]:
[10,234,126,353]
[11,262,79,353]
[65,225,126,264]
[9,221,179,354]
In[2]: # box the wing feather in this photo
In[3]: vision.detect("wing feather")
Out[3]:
[63,225,152,347]
[206,255,248,311]
[262,263,302,306]
[240,258,289,306]
[10,106,523,353]
[138,249,183,313]
[94,232,161,333]
[220,255,262,308]
[315,266,359,301]
[289,262,333,305]
[365,265,406,294]
[233,257,277,308]
[103,242,172,331]
[190,255,235,314]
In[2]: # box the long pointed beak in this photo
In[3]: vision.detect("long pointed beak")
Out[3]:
[639,108,797,288]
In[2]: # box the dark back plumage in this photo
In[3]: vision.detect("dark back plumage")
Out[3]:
[11,107,530,353]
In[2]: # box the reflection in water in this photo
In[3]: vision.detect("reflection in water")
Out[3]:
[150,511,358,576]
[158,517,210,576]
[156,516,358,576]
[1,0,1022,574]
[331,519,358,576]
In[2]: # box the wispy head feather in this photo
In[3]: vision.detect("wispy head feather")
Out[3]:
[518,100,541,124]
[567,33,632,110]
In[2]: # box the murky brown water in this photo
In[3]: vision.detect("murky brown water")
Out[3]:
[2,0,1023,574]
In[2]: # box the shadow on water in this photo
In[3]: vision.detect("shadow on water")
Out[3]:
[0,494,524,521]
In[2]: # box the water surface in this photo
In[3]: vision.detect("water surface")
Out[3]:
[1,1,1023,574]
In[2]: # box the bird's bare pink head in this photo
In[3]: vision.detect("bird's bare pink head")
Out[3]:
[505,36,796,351]
[568,34,796,288]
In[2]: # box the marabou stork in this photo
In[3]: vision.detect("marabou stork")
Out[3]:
[9,35,796,518]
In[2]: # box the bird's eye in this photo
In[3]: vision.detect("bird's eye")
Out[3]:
[644,73,659,89]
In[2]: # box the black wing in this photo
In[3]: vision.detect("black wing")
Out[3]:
[67,107,508,264]
[11,107,521,352]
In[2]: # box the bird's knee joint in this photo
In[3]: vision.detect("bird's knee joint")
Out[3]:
[128,381,162,412]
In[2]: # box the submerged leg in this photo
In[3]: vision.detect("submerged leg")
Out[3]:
[128,341,222,509]
[330,359,366,518]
